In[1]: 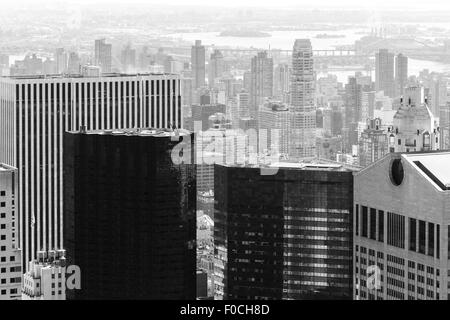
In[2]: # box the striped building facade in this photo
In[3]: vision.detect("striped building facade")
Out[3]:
[0,73,182,269]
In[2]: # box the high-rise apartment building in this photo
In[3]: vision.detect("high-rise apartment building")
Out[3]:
[354,151,450,300]
[94,39,112,73]
[250,51,273,120]
[0,164,21,300]
[214,161,357,300]
[290,39,316,159]
[63,129,196,299]
[191,40,206,89]
[375,49,395,98]
[0,73,182,270]
[395,53,408,97]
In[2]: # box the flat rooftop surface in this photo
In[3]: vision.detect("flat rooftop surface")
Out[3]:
[404,152,450,190]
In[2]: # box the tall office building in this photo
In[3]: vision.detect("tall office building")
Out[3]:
[395,53,408,97]
[191,40,206,89]
[214,160,357,300]
[0,164,21,300]
[290,39,316,159]
[249,51,273,120]
[388,86,440,153]
[375,49,395,98]
[214,161,356,299]
[94,39,112,73]
[0,73,182,270]
[354,151,450,300]
[63,129,196,299]
[208,50,224,88]
[344,77,363,152]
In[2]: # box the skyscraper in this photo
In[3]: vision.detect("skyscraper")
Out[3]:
[395,53,408,97]
[94,39,112,73]
[208,50,224,88]
[214,160,357,300]
[290,39,316,159]
[375,49,395,98]
[191,40,206,89]
[63,128,196,299]
[0,73,182,270]
[354,151,450,300]
[358,118,388,167]
[250,51,273,120]
[0,164,21,300]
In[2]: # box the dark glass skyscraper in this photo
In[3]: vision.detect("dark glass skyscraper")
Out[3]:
[63,128,196,299]
[214,161,357,300]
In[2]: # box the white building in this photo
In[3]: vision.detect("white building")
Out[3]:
[22,250,66,300]
[388,86,440,153]
[0,164,22,300]
[0,73,182,270]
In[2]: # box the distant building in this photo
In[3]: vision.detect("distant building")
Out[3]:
[94,39,112,73]
[208,50,224,88]
[290,39,316,159]
[250,51,273,120]
[63,128,196,299]
[0,164,21,300]
[214,160,357,300]
[0,73,182,270]
[354,151,450,300]
[375,49,395,98]
[258,100,290,156]
[191,40,206,89]
[395,53,408,97]
[439,102,450,149]
[388,86,440,153]
[359,118,388,167]
[22,250,66,300]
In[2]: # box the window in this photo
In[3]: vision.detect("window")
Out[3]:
[419,220,426,254]
[362,206,368,238]
[370,208,377,240]
[0,246,5,252]
[428,223,435,257]
[387,212,405,249]
[0,191,4,196]
[0,202,5,208]
[0,224,5,230]
[0,213,5,218]
[378,210,384,242]
[409,218,416,252]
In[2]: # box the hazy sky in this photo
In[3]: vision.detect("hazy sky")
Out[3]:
[3,0,450,10]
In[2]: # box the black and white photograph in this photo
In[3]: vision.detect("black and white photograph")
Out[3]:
[0,0,449,310]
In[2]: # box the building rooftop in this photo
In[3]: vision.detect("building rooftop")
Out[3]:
[1,72,178,81]
[0,163,16,172]
[67,127,191,138]
[403,151,450,190]
[219,158,361,172]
